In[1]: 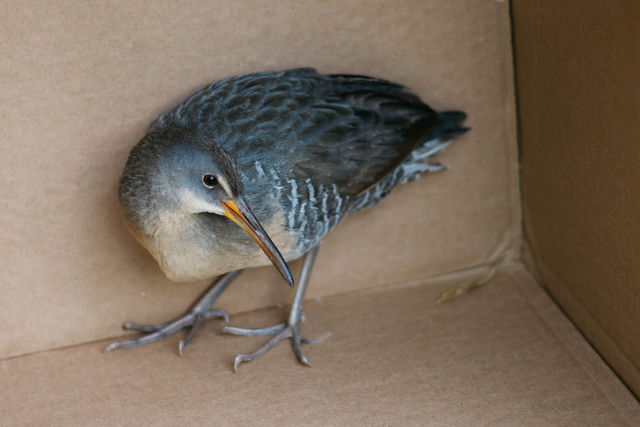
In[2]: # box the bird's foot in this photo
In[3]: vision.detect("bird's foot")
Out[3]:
[221,315,329,372]
[106,309,229,355]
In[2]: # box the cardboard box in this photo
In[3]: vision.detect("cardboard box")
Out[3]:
[0,0,638,423]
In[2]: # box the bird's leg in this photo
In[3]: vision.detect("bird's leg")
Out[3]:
[106,269,243,354]
[222,247,328,371]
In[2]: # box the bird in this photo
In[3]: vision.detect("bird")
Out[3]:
[106,67,468,371]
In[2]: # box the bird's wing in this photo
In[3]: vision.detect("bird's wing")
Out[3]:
[288,72,437,195]
[154,68,437,196]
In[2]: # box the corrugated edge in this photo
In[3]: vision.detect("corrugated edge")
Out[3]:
[499,4,524,264]
[504,262,640,423]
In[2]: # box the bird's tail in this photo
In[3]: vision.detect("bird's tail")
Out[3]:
[405,111,468,164]
[382,110,468,187]
[349,110,468,213]
[430,111,470,141]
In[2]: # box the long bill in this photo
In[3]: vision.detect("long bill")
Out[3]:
[221,197,295,287]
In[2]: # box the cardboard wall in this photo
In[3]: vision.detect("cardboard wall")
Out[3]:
[513,1,640,395]
[0,0,519,358]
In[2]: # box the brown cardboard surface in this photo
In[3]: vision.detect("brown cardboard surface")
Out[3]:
[513,1,640,395]
[0,1,519,358]
[1,263,637,425]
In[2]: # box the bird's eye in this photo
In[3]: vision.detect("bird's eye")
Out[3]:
[203,174,217,188]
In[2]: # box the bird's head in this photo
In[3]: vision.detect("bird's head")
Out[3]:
[119,127,294,286]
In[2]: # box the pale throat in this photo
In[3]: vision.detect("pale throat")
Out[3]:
[134,199,299,282]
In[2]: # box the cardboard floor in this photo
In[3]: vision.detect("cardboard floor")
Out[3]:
[2,262,637,425]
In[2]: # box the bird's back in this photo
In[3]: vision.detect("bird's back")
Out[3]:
[152,68,467,258]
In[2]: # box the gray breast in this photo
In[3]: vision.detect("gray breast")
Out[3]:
[240,162,349,255]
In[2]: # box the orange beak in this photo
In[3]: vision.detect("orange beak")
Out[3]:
[221,198,294,287]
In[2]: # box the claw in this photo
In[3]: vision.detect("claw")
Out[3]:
[105,342,121,352]
[233,354,249,373]
[208,309,229,323]
[292,335,311,367]
[300,331,331,345]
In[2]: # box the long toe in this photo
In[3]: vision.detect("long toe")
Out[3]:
[122,321,171,333]
[106,308,228,354]
[232,330,288,372]
[221,323,286,337]
[106,314,195,351]
[227,322,326,372]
